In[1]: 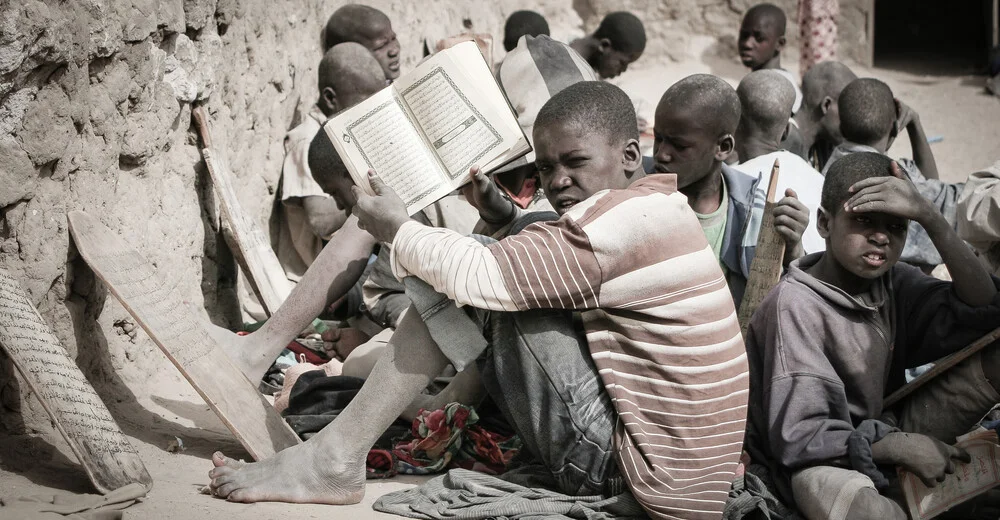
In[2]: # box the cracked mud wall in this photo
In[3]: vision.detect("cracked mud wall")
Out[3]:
[0,0,870,439]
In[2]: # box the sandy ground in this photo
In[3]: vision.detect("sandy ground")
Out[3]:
[2,42,998,519]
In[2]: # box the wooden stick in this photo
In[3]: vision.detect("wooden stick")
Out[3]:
[191,105,292,316]
[883,325,1000,409]
[738,159,784,338]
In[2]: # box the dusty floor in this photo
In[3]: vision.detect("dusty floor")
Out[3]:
[2,50,998,519]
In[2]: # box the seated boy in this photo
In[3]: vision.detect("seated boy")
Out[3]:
[823,78,963,269]
[734,69,826,254]
[210,81,748,520]
[792,61,857,169]
[744,151,1000,520]
[651,73,810,306]
[275,43,386,288]
[502,10,549,52]
[957,160,1000,276]
[569,11,645,79]
[323,4,401,82]
[737,3,802,114]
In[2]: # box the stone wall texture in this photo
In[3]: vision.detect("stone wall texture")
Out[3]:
[0,0,869,433]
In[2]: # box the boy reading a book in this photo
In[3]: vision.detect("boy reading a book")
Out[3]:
[569,11,645,79]
[737,4,802,114]
[651,73,810,306]
[823,78,963,270]
[209,81,748,520]
[323,4,401,82]
[744,151,1000,520]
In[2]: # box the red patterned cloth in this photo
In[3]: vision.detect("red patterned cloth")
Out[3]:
[798,0,839,75]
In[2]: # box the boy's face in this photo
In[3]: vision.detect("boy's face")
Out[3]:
[738,15,783,70]
[533,121,636,215]
[595,46,640,79]
[358,19,401,80]
[316,167,358,214]
[652,102,730,189]
[818,206,907,280]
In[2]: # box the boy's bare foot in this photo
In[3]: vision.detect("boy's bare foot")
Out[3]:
[208,443,365,504]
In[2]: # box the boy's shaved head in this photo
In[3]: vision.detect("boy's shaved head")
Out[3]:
[743,3,787,35]
[737,69,795,139]
[838,78,895,146]
[534,81,638,144]
[324,4,389,50]
[318,42,386,107]
[822,151,894,213]
[660,74,741,136]
[594,11,647,55]
[503,10,550,52]
[801,61,857,110]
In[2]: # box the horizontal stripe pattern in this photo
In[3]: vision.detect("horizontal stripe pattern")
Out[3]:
[390,174,748,520]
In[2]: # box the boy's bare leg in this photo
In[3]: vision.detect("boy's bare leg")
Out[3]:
[212,216,376,382]
[401,364,486,422]
[208,305,449,504]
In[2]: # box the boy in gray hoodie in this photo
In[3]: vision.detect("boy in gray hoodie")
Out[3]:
[744,151,1000,520]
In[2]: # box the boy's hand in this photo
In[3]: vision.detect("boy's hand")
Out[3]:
[460,166,514,224]
[844,162,934,224]
[773,189,809,263]
[883,432,971,488]
[352,169,410,244]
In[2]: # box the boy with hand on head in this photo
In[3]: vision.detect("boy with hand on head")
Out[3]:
[792,60,857,169]
[735,70,826,254]
[275,43,386,289]
[738,3,802,114]
[651,73,811,306]
[324,4,401,82]
[744,152,1000,520]
[502,10,549,52]
[569,11,645,79]
[210,81,748,520]
[823,78,962,270]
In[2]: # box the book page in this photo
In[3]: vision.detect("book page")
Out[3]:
[395,41,528,182]
[324,88,452,215]
[901,430,1000,520]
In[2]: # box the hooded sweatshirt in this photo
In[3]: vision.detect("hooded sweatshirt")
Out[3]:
[744,253,1000,502]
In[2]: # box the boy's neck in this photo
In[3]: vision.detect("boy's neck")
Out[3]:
[793,110,819,152]
[754,55,782,71]
[681,166,724,215]
[569,37,598,66]
[736,133,780,162]
[806,251,876,296]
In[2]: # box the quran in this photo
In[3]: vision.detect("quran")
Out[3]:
[323,41,530,215]
[900,428,1000,519]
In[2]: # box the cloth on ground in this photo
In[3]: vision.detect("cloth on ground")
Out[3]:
[373,468,648,520]
[0,483,146,520]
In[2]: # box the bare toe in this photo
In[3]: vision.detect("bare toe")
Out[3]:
[215,483,239,498]
[212,451,244,468]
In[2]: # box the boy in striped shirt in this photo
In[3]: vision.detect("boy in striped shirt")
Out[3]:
[210,81,748,520]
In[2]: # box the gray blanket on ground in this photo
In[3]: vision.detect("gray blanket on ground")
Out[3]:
[373,469,647,520]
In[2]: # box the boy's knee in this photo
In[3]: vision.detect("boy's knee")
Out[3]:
[845,488,907,520]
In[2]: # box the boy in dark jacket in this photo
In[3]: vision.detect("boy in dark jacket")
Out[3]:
[745,151,1000,520]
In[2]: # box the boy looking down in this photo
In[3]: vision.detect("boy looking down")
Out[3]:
[737,4,802,114]
[651,73,810,305]
[570,11,645,79]
[323,4,401,82]
[744,152,1000,520]
[209,82,748,520]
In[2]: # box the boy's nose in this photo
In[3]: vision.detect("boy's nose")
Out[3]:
[868,231,890,246]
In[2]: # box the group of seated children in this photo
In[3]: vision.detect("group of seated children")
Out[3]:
[211,3,1000,520]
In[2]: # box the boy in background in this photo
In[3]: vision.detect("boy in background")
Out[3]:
[502,10,549,52]
[324,4,401,82]
[738,4,803,114]
[570,11,645,79]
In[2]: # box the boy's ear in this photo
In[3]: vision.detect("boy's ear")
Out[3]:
[776,35,786,51]
[622,138,642,174]
[816,207,832,239]
[598,37,613,53]
[321,86,340,114]
[715,134,735,162]
[820,96,834,116]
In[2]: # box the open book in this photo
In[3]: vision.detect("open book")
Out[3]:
[899,428,1000,519]
[323,41,530,215]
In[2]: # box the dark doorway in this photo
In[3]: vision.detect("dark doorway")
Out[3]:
[874,0,998,75]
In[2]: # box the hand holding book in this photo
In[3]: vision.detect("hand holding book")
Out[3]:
[352,170,410,244]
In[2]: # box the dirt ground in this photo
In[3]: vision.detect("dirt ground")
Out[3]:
[1,52,998,519]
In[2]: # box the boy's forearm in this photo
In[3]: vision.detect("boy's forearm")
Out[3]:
[922,212,998,306]
[907,120,940,180]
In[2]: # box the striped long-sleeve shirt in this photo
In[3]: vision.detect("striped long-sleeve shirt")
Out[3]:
[390,174,749,520]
